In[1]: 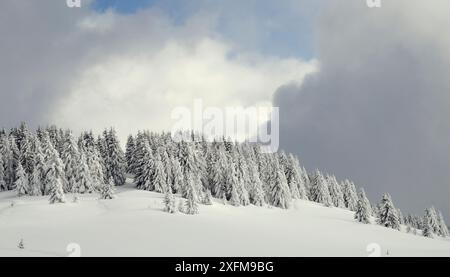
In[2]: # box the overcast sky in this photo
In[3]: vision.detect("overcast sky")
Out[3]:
[1,0,449,219]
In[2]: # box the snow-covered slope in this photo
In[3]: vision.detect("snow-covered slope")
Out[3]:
[0,181,449,257]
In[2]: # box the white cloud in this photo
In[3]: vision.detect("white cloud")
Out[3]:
[48,10,316,141]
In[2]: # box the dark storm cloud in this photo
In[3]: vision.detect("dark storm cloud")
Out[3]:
[0,0,89,127]
[275,0,450,217]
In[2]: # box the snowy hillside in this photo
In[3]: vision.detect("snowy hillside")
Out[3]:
[1,180,449,257]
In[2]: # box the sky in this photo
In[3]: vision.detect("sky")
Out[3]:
[1,0,450,219]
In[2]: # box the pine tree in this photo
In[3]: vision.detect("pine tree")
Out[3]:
[18,239,24,249]
[171,157,184,193]
[288,154,308,200]
[100,177,115,200]
[179,141,203,200]
[61,131,81,193]
[0,136,14,190]
[224,160,240,206]
[247,161,266,206]
[85,147,104,192]
[423,207,440,236]
[104,128,126,186]
[203,189,213,205]
[279,152,300,199]
[73,152,93,193]
[130,132,145,176]
[354,189,371,224]
[125,135,136,174]
[29,138,45,196]
[210,146,227,199]
[309,170,332,207]
[19,134,35,177]
[48,163,66,204]
[134,141,154,190]
[184,173,199,215]
[8,136,20,190]
[437,210,449,237]
[327,175,345,208]
[42,132,66,197]
[342,180,358,211]
[159,147,173,190]
[163,188,177,213]
[269,158,292,209]
[152,150,167,193]
[377,193,400,230]
[422,209,434,238]
[0,154,6,191]
[233,150,250,206]
[15,163,28,196]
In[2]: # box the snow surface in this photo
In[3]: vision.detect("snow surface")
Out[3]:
[1,179,449,257]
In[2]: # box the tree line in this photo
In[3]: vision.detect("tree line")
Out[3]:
[0,123,447,239]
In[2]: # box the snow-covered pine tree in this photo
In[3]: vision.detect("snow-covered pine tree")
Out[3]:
[179,141,203,201]
[280,151,300,199]
[8,136,20,190]
[27,137,45,196]
[48,163,66,204]
[233,149,250,206]
[269,157,292,209]
[14,122,30,152]
[427,207,441,235]
[327,175,345,208]
[203,189,213,205]
[226,162,241,206]
[61,131,81,193]
[152,149,167,193]
[96,135,108,182]
[342,180,358,211]
[100,177,115,200]
[159,147,173,191]
[184,172,199,215]
[258,153,272,193]
[288,154,308,200]
[309,170,332,207]
[41,132,66,196]
[125,135,136,174]
[436,210,449,237]
[134,141,154,191]
[300,166,311,196]
[247,160,266,206]
[104,128,126,186]
[170,156,184,194]
[422,209,435,238]
[377,193,400,230]
[0,154,6,191]
[17,238,25,249]
[205,141,218,191]
[210,145,227,199]
[73,152,93,193]
[19,134,35,177]
[130,132,145,176]
[397,208,405,225]
[0,136,14,190]
[358,188,372,215]
[163,187,177,213]
[15,163,28,196]
[354,189,371,224]
[85,147,104,192]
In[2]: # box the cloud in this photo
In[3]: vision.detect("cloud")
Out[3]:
[274,0,450,217]
[0,0,316,142]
